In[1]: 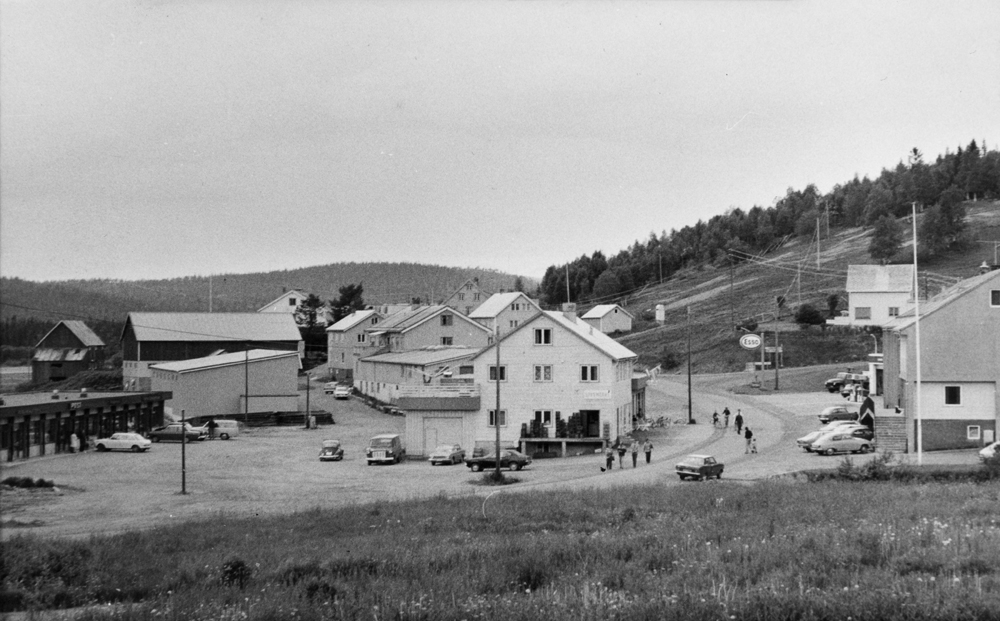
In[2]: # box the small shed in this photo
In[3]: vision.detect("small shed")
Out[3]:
[32,321,106,384]
[150,349,300,420]
[581,304,634,334]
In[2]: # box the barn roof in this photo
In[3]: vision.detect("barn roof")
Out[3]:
[150,349,300,373]
[35,320,106,348]
[124,313,302,343]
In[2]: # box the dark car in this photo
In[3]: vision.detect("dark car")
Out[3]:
[817,405,859,424]
[465,449,531,472]
[319,439,344,462]
[824,372,852,393]
[675,454,724,481]
[148,423,207,443]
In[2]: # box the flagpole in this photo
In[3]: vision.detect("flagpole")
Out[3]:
[912,202,922,465]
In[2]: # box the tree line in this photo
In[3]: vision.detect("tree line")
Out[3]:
[540,140,1000,304]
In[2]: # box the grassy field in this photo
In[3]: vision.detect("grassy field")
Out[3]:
[5,474,1000,620]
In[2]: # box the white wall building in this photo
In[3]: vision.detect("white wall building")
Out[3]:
[828,265,915,327]
[581,304,634,333]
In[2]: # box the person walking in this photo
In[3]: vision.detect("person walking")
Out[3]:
[734,409,744,435]
[69,432,80,454]
[604,446,615,472]
[643,439,653,464]
[744,427,754,454]
[207,419,218,440]
[712,411,719,427]
[617,442,627,469]
[723,409,730,429]
[630,440,639,468]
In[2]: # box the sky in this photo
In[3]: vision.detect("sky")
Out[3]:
[1,0,998,283]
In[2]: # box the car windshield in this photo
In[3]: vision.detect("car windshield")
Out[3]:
[370,438,394,448]
[434,445,455,452]
[679,457,704,467]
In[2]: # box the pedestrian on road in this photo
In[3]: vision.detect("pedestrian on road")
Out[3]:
[723,408,730,428]
[712,411,719,427]
[207,419,218,440]
[735,410,744,434]
[630,440,639,468]
[617,442,627,469]
[604,447,615,471]
[643,439,653,464]
[744,427,754,454]
[69,432,80,454]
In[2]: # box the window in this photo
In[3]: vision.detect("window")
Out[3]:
[371,317,379,325]
[944,385,962,405]
[441,337,453,346]
[510,319,519,328]
[459,365,474,375]
[356,333,367,343]
[533,365,552,382]
[992,290,1000,307]
[458,293,465,301]
[488,409,506,427]
[534,328,552,345]
[534,410,553,426]
[488,365,507,381]
[888,307,899,317]
[441,314,454,326]
[968,426,981,441]
[511,303,521,311]
[855,307,871,320]
[340,353,345,362]
[580,365,599,382]
[288,298,297,306]
[474,293,481,301]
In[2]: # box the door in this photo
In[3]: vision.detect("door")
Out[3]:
[423,417,463,455]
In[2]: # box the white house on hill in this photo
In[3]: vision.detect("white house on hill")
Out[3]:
[828,264,915,327]
[582,304,634,333]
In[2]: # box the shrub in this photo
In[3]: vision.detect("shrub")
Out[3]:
[1,476,52,489]
[220,558,252,590]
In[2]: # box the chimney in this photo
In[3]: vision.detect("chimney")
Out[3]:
[561,302,577,321]
[980,261,990,275]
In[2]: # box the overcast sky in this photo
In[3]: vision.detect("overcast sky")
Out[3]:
[2,0,998,283]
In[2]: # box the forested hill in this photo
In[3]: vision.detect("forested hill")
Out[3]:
[539,140,1000,305]
[1,263,530,325]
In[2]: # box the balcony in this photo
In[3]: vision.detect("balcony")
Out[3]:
[395,384,481,411]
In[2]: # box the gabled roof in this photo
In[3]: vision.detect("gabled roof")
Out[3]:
[581,304,634,320]
[473,311,637,363]
[326,309,380,332]
[468,292,540,319]
[369,305,490,334]
[888,269,1000,331]
[35,320,106,348]
[33,348,90,362]
[150,349,299,373]
[257,289,308,312]
[846,264,914,293]
[123,313,303,343]
[360,346,481,366]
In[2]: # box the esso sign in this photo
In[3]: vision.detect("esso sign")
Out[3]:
[739,334,763,350]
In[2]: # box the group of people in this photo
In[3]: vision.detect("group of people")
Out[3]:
[712,406,757,454]
[603,438,654,471]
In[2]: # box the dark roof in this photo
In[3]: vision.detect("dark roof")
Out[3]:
[35,320,106,348]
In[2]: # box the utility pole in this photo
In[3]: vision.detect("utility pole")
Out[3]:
[209,275,213,312]
[494,324,501,477]
[816,217,821,270]
[181,408,187,495]
[244,345,249,423]
[912,202,923,465]
[729,254,735,330]
[686,305,693,424]
[773,301,780,391]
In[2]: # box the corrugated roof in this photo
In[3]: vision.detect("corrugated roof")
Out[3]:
[361,346,481,366]
[888,269,1000,331]
[326,309,380,332]
[150,349,299,373]
[581,304,634,320]
[468,292,539,319]
[35,320,105,348]
[32,348,89,362]
[846,265,914,293]
[125,313,302,343]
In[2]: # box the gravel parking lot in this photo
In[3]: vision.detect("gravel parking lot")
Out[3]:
[1,376,981,539]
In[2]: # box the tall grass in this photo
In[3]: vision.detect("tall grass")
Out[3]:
[4,481,1000,619]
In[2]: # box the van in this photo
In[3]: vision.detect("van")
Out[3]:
[366,433,405,465]
[203,419,241,440]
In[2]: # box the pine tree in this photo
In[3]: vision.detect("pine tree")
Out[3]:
[868,216,904,264]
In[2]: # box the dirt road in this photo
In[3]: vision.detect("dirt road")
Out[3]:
[1,376,979,539]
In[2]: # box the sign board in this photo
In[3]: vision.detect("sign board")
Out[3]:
[764,346,784,354]
[739,334,763,350]
[584,390,612,400]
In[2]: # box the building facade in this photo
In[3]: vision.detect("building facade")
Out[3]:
[441,278,490,316]
[581,304,634,334]
[365,305,491,353]
[326,309,382,382]
[882,269,1000,451]
[31,321,106,384]
[468,292,542,336]
[828,264,915,327]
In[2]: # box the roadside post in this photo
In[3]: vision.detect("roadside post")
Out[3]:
[181,408,187,495]
[738,333,763,382]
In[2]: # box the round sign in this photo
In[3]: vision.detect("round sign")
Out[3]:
[739,334,763,350]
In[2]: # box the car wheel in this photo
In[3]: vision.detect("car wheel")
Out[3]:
[859,444,872,453]
[716,472,722,479]
[97,444,107,452]
[131,445,140,452]
[824,448,836,456]
[151,437,160,443]
[471,463,482,472]
[511,462,522,471]
[220,433,230,440]
[678,475,686,481]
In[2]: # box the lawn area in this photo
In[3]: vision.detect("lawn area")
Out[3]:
[5,478,1000,620]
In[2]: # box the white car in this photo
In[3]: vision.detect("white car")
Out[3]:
[333,385,352,400]
[95,433,152,452]
[979,441,999,462]
[796,420,858,451]
[323,382,339,395]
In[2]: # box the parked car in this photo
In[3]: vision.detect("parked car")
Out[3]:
[810,427,875,455]
[333,385,352,400]
[148,423,207,443]
[824,372,852,393]
[319,439,344,462]
[196,419,240,440]
[465,449,531,472]
[818,405,859,424]
[428,443,465,465]
[979,441,1000,462]
[95,432,152,452]
[675,454,724,480]
[323,382,339,395]
[796,420,859,451]
[839,375,870,398]
[366,434,405,465]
